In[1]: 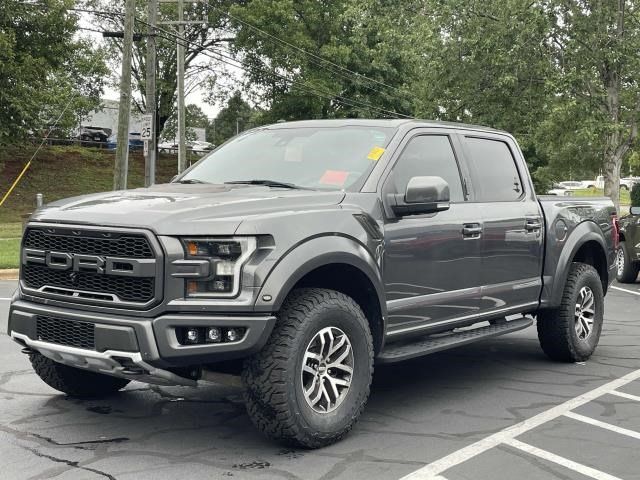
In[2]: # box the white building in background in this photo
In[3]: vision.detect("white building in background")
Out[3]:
[82,99,207,142]
[81,99,144,137]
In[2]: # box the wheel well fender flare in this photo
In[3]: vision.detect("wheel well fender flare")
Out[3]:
[546,221,608,307]
[255,235,386,317]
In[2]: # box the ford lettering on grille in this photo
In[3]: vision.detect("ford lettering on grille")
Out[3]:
[20,227,160,308]
[22,249,156,277]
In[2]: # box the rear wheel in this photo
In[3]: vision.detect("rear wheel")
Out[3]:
[537,262,604,362]
[616,241,639,283]
[30,353,130,397]
[242,288,374,448]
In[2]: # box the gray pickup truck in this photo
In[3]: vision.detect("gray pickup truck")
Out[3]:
[8,119,618,447]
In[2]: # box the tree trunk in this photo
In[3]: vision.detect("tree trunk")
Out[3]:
[603,139,622,212]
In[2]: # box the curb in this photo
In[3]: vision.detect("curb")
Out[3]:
[0,269,19,280]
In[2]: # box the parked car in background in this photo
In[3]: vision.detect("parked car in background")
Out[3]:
[158,141,178,154]
[106,132,144,151]
[547,184,574,196]
[78,126,111,146]
[190,140,215,155]
[584,175,636,190]
[616,205,640,282]
[558,180,586,190]
[158,141,215,155]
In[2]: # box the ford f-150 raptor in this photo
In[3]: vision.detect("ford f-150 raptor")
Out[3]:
[8,119,618,448]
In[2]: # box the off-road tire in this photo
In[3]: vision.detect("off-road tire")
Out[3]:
[242,288,374,448]
[537,262,604,362]
[616,241,639,283]
[29,352,130,397]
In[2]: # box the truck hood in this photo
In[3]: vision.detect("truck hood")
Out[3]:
[30,183,346,235]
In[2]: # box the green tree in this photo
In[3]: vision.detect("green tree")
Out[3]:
[162,104,209,142]
[209,91,259,145]
[228,0,419,121]
[543,0,640,210]
[411,0,556,186]
[0,0,108,143]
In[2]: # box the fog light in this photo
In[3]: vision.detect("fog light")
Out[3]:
[207,327,222,343]
[226,328,240,342]
[186,328,200,344]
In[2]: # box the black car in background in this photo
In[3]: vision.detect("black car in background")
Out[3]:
[78,126,111,147]
[617,206,640,282]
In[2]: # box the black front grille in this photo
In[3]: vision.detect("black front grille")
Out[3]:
[23,264,155,302]
[24,228,154,258]
[21,227,158,306]
[36,315,95,350]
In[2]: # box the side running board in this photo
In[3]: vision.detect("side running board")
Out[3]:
[376,317,533,364]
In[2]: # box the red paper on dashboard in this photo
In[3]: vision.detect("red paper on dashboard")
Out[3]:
[320,170,349,186]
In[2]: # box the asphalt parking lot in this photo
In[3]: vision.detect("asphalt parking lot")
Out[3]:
[1,280,640,480]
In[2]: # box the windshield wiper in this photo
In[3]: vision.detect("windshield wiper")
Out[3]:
[225,179,304,189]
[176,178,210,184]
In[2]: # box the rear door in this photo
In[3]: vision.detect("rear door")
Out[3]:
[460,134,544,314]
[381,130,484,337]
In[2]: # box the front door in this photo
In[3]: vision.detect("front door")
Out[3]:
[382,132,483,337]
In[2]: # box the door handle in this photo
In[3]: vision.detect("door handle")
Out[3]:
[525,218,542,231]
[462,223,482,238]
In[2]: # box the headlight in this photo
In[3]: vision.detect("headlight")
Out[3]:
[181,237,257,298]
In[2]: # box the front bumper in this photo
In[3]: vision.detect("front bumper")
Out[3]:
[8,299,276,385]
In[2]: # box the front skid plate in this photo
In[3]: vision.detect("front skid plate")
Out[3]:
[11,332,197,387]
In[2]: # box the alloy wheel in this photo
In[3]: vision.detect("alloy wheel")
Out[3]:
[574,286,595,340]
[616,248,625,277]
[301,326,354,413]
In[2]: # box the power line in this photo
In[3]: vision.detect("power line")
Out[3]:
[158,30,409,118]
[149,23,412,119]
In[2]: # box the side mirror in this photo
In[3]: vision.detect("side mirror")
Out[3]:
[390,176,451,216]
[630,206,640,215]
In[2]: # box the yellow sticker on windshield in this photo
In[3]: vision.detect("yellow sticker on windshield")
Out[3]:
[367,146,385,161]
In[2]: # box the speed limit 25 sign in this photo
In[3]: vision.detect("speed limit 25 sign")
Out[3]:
[140,114,153,140]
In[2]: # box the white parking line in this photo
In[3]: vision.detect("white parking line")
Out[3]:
[564,411,640,440]
[503,439,624,480]
[0,297,11,301]
[611,286,640,296]
[609,390,640,402]
[400,367,640,479]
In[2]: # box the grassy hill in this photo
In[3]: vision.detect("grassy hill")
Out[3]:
[0,145,189,268]
[0,145,184,224]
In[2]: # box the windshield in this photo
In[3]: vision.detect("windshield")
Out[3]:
[178,125,396,190]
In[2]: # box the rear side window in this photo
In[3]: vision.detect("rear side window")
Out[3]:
[390,135,465,202]
[464,137,523,202]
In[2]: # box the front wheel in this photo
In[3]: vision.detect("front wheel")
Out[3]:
[616,241,639,283]
[537,262,604,362]
[242,288,374,448]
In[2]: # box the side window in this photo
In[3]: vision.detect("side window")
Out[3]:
[464,137,523,202]
[390,135,465,202]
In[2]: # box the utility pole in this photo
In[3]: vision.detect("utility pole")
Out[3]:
[114,0,136,190]
[145,0,158,187]
[176,0,187,173]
